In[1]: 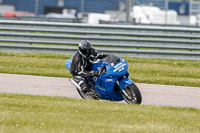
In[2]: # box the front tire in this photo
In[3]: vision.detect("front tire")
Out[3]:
[121,83,142,104]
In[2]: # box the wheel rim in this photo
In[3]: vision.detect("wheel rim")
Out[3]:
[123,86,137,104]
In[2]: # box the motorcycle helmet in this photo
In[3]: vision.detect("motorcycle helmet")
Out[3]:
[78,40,92,59]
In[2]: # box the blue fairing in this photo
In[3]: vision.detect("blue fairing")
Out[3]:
[65,59,71,71]
[91,57,128,78]
[118,78,134,90]
[65,54,134,101]
[90,56,130,101]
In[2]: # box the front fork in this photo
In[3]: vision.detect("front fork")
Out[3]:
[116,80,129,97]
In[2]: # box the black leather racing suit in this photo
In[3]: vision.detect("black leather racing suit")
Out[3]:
[70,48,108,92]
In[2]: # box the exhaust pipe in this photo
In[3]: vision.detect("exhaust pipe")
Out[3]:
[69,78,82,91]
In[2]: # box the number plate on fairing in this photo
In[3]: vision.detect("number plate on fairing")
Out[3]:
[113,62,126,72]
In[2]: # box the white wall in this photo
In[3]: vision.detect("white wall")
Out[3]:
[132,6,180,25]
[105,10,126,22]
[88,13,111,24]
[0,5,15,14]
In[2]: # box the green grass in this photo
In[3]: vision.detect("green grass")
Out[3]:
[0,93,199,133]
[0,51,200,87]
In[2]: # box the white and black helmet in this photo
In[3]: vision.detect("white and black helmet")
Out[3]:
[78,40,92,59]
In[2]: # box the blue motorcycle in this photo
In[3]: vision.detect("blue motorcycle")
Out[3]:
[65,54,142,104]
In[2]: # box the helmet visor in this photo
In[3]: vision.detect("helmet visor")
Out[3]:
[79,48,91,57]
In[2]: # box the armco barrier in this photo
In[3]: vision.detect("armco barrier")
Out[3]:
[0,20,200,60]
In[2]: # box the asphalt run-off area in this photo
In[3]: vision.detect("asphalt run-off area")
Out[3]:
[0,73,200,109]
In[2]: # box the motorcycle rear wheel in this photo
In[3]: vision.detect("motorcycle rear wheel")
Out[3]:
[121,83,142,104]
[76,88,95,100]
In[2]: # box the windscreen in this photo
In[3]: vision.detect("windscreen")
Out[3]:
[101,54,120,65]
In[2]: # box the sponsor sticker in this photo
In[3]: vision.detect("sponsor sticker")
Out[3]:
[106,79,113,82]
[113,62,126,72]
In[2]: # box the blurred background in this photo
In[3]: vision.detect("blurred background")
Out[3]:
[0,0,200,26]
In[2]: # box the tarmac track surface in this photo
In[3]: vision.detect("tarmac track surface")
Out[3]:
[0,73,200,109]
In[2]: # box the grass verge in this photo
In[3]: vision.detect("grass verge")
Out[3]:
[0,51,200,87]
[0,93,199,133]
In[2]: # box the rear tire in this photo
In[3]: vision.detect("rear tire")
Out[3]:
[121,83,142,104]
[76,88,94,99]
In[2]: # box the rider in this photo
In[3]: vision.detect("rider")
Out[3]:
[70,40,108,93]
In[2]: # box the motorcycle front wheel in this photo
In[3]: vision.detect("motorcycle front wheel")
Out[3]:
[121,83,142,104]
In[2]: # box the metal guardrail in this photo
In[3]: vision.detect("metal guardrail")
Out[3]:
[0,20,200,60]
[0,16,81,23]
